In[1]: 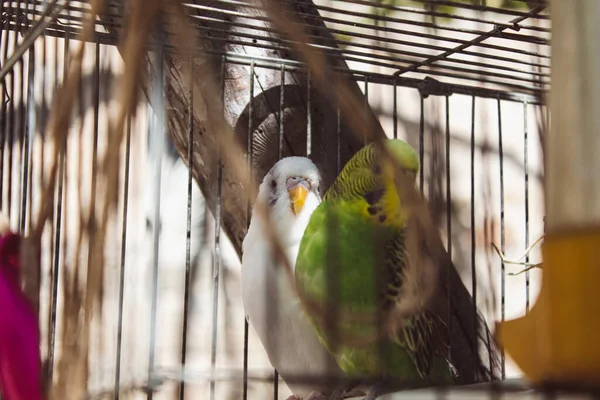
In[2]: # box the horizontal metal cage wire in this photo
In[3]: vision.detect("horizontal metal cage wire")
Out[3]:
[0,0,549,103]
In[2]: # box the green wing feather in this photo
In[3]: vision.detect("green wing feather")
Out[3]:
[295,140,453,384]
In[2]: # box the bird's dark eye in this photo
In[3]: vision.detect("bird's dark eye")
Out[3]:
[372,164,382,175]
[271,180,277,191]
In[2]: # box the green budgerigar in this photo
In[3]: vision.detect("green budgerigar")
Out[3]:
[294,139,498,399]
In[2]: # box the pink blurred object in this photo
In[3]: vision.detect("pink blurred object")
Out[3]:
[0,232,43,400]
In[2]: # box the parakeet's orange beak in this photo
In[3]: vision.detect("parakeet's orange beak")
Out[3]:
[288,179,309,215]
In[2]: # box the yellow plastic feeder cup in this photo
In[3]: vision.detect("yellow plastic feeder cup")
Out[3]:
[497,228,600,388]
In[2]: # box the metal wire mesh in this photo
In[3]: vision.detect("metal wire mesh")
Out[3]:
[0,0,581,400]
[1,0,548,101]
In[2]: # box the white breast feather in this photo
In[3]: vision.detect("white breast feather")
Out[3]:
[241,195,344,398]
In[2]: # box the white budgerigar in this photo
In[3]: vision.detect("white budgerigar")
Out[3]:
[241,157,347,399]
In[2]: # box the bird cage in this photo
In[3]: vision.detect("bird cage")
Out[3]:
[1,0,586,399]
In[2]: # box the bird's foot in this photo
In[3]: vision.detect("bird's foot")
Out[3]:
[365,380,393,400]
[285,392,329,400]
[288,387,366,400]
[327,382,365,400]
[339,389,366,399]
[305,391,328,400]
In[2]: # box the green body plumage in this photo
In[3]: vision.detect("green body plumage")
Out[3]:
[295,139,454,387]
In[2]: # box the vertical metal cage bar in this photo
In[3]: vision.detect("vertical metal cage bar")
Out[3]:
[20,3,28,207]
[3,29,13,215]
[48,26,70,383]
[336,75,341,174]
[243,316,249,400]
[470,94,477,375]
[273,355,279,395]
[419,94,424,191]
[393,80,398,139]
[147,37,166,400]
[87,41,101,367]
[445,95,452,360]
[47,16,63,363]
[268,62,279,399]
[497,98,506,380]
[272,63,287,400]
[278,64,284,161]
[523,100,530,313]
[14,1,27,217]
[325,112,341,400]
[25,1,34,230]
[363,75,368,145]
[242,61,255,400]
[179,58,195,400]
[210,56,226,400]
[6,0,20,218]
[445,96,452,258]
[21,18,35,234]
[306,70,311,157]
[114,114,132,400]
[91,39,101,203]
[26,0,36,234]
[17,2,26,231]
[48,117,65,383]
[38,8,48,380]
[37,2,47,236]
[0,1,9,211]
[84,35,101,395]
